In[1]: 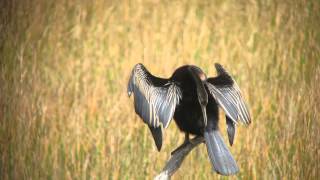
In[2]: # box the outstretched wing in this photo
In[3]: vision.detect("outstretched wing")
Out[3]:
[128,63,182,151]
[206,63,251,125]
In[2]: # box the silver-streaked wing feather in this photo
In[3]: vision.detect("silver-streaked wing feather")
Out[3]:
[206,63,251,125]
[128,63,182,130]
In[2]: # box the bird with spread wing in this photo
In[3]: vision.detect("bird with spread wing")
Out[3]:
[128,63,251,176]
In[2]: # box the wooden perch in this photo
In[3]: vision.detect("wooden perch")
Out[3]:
[154,136,204,180]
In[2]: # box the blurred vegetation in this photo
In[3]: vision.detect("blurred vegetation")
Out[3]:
[0,0,319,179]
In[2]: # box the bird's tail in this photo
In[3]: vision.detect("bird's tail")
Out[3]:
[204,130,239,175]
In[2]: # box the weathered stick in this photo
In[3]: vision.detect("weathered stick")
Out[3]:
[154,136,204,180]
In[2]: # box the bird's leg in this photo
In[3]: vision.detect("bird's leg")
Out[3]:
[183,133,199,145]
[183,133,198,145]
[184,133,190,143]
[171,133,190,155]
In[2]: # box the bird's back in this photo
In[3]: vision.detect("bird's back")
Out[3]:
[171,65,206,135]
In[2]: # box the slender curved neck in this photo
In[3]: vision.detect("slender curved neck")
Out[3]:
[188,66,208,126]
[188,66,208,106]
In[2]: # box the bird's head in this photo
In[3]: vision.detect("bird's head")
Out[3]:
[190,65,207,82]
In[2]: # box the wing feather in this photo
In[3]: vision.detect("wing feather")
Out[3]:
[128,64,182,150]
[206,63,251,125]
[128,64,182,151]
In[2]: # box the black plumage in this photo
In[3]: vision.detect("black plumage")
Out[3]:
[128,63,251,175]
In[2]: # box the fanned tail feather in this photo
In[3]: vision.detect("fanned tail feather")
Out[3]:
[204,130,239,175]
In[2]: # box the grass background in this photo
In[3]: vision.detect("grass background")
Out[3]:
[1,0,319,179]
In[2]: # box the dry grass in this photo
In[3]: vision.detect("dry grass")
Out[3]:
[1,0,320,179]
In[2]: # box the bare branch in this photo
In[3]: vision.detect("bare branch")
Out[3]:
[154,136,204,180]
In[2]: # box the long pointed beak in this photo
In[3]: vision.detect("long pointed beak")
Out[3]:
[201,106,207,127]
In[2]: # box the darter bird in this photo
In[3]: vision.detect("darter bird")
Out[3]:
[127,63,251,175]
